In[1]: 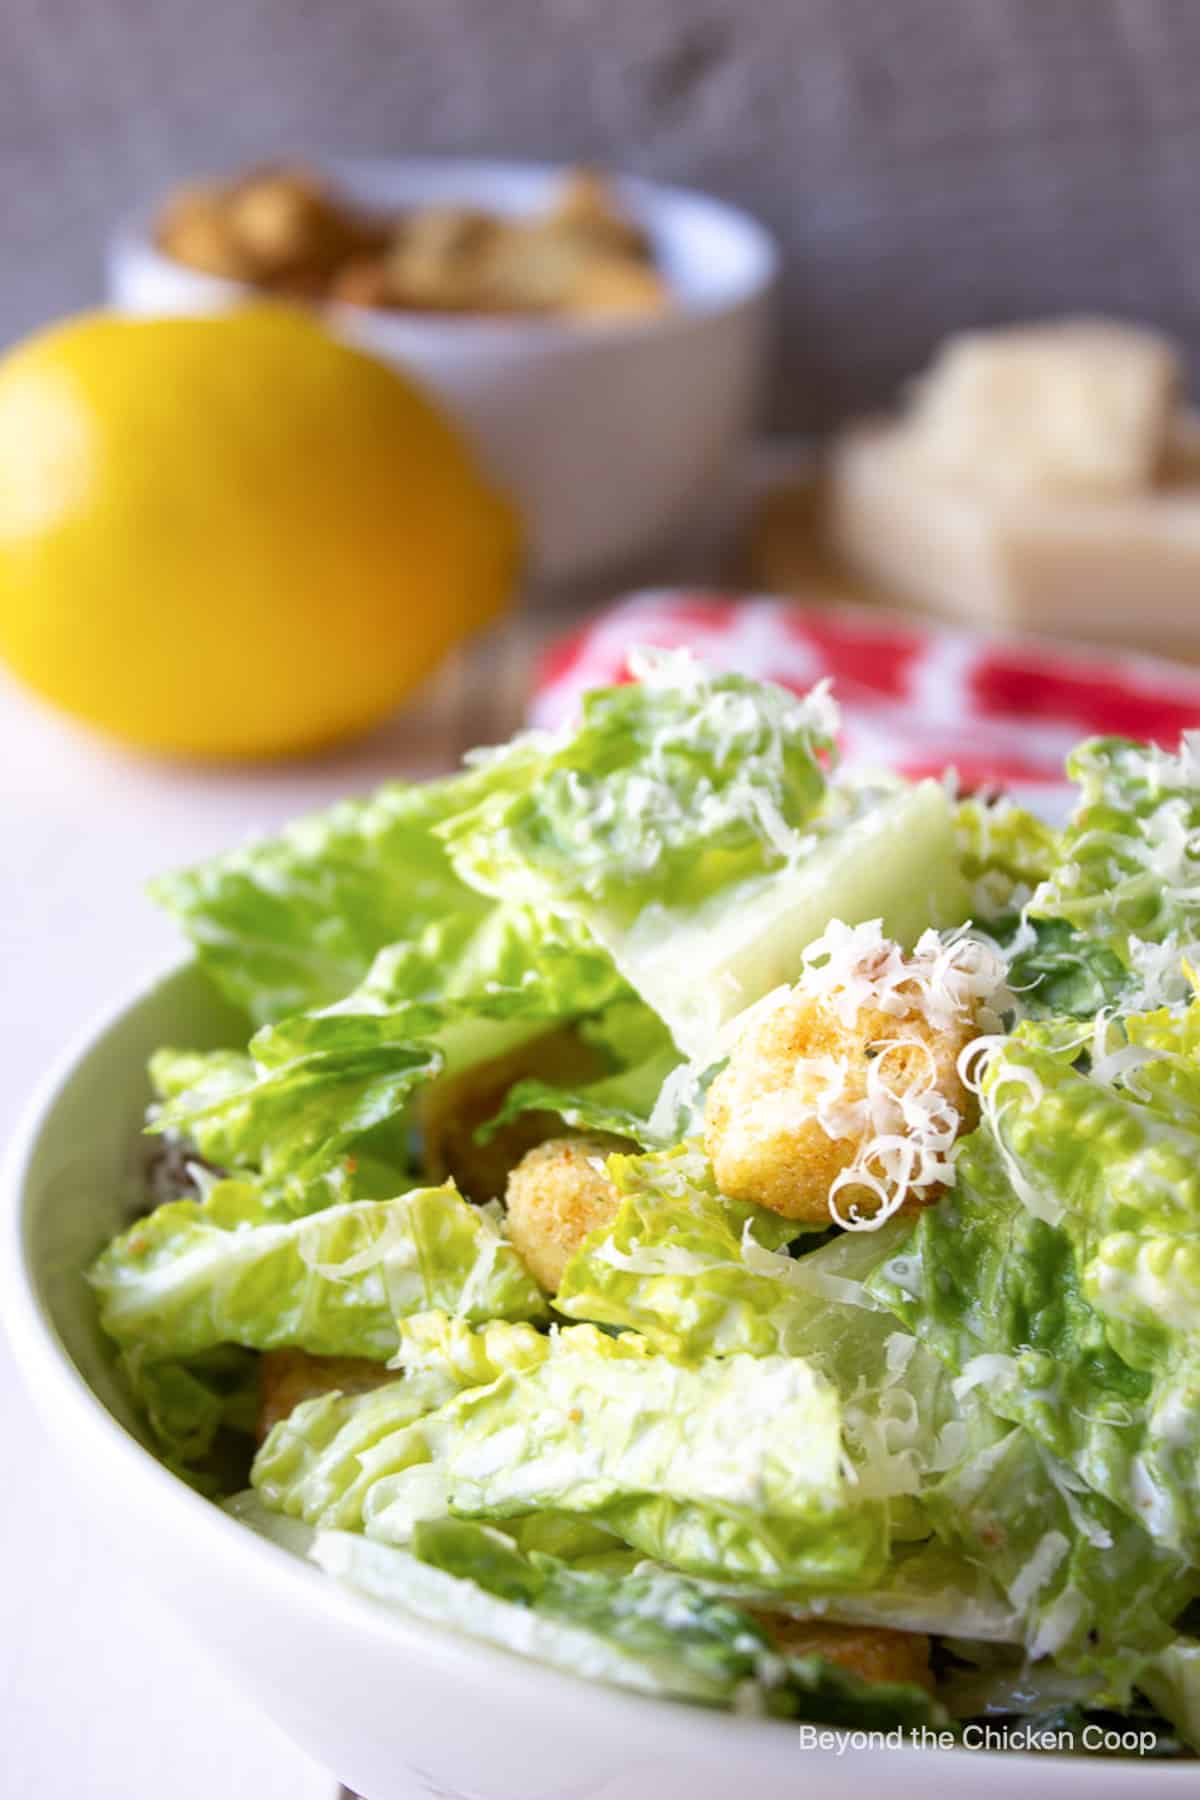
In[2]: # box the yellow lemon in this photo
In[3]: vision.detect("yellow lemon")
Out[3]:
[0,307,520,757]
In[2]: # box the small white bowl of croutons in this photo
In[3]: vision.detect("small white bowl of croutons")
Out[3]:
[109,157,778,582]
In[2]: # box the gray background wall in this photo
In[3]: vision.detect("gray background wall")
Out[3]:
[5,0,1200,430]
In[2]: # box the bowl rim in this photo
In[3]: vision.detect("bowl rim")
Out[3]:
[1,958,1195,1787]
[110,153,780,347]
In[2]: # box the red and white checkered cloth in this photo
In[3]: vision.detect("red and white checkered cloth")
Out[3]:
[531,592,1200,815]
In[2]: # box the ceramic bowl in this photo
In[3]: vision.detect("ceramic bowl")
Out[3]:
[3,961,1193,1798]
[109,158,777,583]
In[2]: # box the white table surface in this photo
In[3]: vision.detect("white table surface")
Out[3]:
[0,655,501,1799]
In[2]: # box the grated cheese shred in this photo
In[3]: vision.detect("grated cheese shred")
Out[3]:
[790,919,1011,1230]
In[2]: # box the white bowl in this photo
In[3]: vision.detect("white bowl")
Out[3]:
[108,158,777,583]
[3,961,1191,1799]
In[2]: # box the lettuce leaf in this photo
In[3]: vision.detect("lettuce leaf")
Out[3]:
[555,1152,958,1541]
[1014,734,1200,1016]
[717,1542,1019,1644]
[150,966,624,1185]
[698,1386,1186,1686]
[478,1010,681,1150]
[411,1517,770,1692]
[863,1044,1200,1691]
[252,1319,888,1591]
[250,1315,551,1529]
[147,1053,410,1212]
[953,795,1061,923]
[871,1115,1200,1560]
[150,1032,442,1181]
[1142,1639,1200,1752]
[478,1056,677,1149]
[120,1343,259,1471]
[579,775,972,1062]
[975,1029,1200,1553]
[986,1018,1200,1325]
[923,1394,1189,1690]
[428,1340,878,1590]
[149,753,634,1185]
[702,1396,1187,1694]
[1031,735,1200,957]
[470,774,970,1063]
[554,1145,808,1353]
[439,658,968,1057]
[89,1179,547,1366]
[235,1497,945,1725]
[1008,918,1131,1020]
[406,1518,949,1727]
[444,656,837,920]
[149,763,542,1025]
[315,1522,761,1704]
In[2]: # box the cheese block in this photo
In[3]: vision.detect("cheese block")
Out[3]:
[907,319,1179,499]
[830,415,1200,652]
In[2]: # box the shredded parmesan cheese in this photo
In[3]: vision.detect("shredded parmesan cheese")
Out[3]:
[705,918,1012,1231]
[799,917,1010,1033]
[803,920,1008,1229]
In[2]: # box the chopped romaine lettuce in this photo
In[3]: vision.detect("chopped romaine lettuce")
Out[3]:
[389,1310,551,1388]
[553,1145,809,1353]
[478,1040,682,1150]
[90,1179,546,1368]
[953,795,1061,922]
[150,1032,442,1180]
[150,979,621,1186]
[1007,918,1131,1020]
[580,777,971,1061]
[407,1517,949,1727]
[235,1495,946,1726]
[1032,735,1200,957]
[871,1119,1200,1562]
[556,1155,954,1539]
[584,777,972,1061]
[1016,734,1200,1016]
[253,1319,888,1591]
[412,1517,769,1689]
[150,760,545,1024]
[250,1314,551,1529]
[444,654,837,919]
[723,1542,1020,1644]
[122,1343,259,1471]
[149,778,486,1025]
[975,1029,1200,1557]
[924,1393,1189,1692]
[149,759,633,1184]
[440,659,968,1056]
[1142,1639,1200,1752]
[319,1524,762,1703]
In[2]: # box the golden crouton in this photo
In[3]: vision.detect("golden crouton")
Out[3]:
[154,162,667,319]
[383,206,503,312]
[238,166,383,278]
[564,256,671,318]
[754,1615,934,1692]
[705,926,995,1226]
[158,164,382,287]
[256,1348,392,1443]
[541,168,653,262]
[421,1026,606,1203]
[706,990,978,1224]
[504,1133,627,1293]
[155,184,255,280]
[328,254,391,308]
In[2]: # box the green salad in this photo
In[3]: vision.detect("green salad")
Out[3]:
[90,652,1200,1753]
